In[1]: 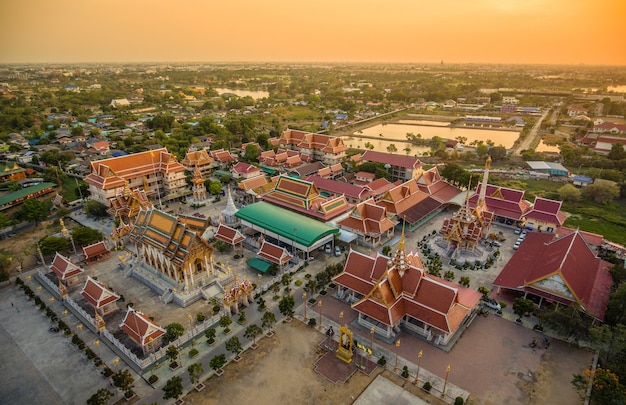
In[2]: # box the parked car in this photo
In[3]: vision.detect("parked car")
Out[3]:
[516,237,525,244]
[324,244,331,254]
[491,241,501,247]
[513,241,521,250]
[520,230,528,238]
[514,228,522,235]
[483,298,502,311]
[334,246,342,257]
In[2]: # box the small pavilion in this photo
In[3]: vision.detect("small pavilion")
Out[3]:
[214,223,245,250]
[120,307,166,354]
[257,240,293,268]
[82,241,110,264]
[80,276,120,316]
[49,252,84,287]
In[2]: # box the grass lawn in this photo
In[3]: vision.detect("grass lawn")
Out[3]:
[493,179,626,245]
[61,177,80,202]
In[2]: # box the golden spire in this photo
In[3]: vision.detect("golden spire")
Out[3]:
[398,218,406,252]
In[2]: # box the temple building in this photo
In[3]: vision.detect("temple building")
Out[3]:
[337,199,396,248]
[261,175,352,222]
[181,148,214,177]
[269,129,348,165]
[333,232,482,346]
[222,275,255,316]
[81,276,120,316]
[493,229,612,322]
[82,241,111,264]
[129,208,215,293]
[85,147,188,206]
[120,307,166,354]
[49,252,84,287]
[108,183,153,223]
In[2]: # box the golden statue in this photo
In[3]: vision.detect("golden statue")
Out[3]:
[336,325,354,364]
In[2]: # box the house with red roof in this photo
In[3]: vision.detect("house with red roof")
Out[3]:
[355,171,376,184]
[256,240,293,267]
[523,197,566,232]
[337,199,396,247]
[593,135,626,155]
[230,162,263,180]
[120,308,166,354]
[261,175,353,221]
[85,147,187,206]
[592,122,626,135]
[360,150,423,182]
[82,241,110,263]
[305,175,372,204]
[209,148,237,168]
[468,183,531,222]
[333,235,482,345]
[49,252,84,287]
[416,166,462,204]
[214,223,245,249]
[377,179,445,231]
[269,129,347,165]
[80,276,120,316]
[493,230,612,322]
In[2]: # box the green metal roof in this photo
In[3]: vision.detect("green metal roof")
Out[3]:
[235,202,339,247]
[0,182,57,207]
[247,257,273,273]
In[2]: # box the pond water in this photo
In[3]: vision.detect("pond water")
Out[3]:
[214,88,269,100]
[353,122,520,149]
[608,85,626,93]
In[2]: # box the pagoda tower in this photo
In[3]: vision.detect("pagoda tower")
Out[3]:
[439,157,494,252]
[192,165,207,203]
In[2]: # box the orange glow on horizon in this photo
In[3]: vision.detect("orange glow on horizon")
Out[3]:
[0,0,625,65]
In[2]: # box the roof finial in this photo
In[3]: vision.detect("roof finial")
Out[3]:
[398,217,406,252]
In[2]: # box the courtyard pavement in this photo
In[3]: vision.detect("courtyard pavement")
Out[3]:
[0,198,590,404]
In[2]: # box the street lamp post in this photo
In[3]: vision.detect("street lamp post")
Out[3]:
[414,350,423,385]
[318,300,323,330]
[394,339,401,372]
[442,364,451,399]
[94,339,100,363]
[369,326,375,358]
[114,357,120,371]
[302,292,307,321]
[339,311,344,325]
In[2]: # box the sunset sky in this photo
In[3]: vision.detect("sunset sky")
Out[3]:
[1,0,625,65]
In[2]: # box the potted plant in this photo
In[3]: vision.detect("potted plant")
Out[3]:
[219,315,232,334]
[244,324,263,350]
[209,354,227,376]
[166,345,180,370]
[189,348,199,358]
[162,376,184,404]
[196,312,205,322]
[111,369,135,400]
[187,363,205,391]
[205,328,216,345]
[422,381,432,392]
[237,310,247,324]
[401,365,410,379]
[148,374,159,385]
[226,336,243,361]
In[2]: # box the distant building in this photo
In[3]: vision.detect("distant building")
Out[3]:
[269,129,348,165]
[360,150,423,183]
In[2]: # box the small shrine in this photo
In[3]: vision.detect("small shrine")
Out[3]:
[222,275,255,315]
[221,187,239,224]
[192,165,207,203]
[80,276,120,316]
[336,325,354,364]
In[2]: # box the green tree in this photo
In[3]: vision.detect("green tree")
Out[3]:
[262,311,276,334]
[39,236,70,256]
[512,298,535,318]
[278,295,295,318]
[71,226,103,247]
[187,363,204,385]
[162,376,183,401]
[164,323,185,343]
[86,388,114,405]
[111,369,135,398]
[83,200,109,218]
[459,276,470,288]
[607,143,626,161]
[165,345,180,368]
[207,180,222,196]
[219,315,232,332]
[381,245,392,256]
[243,144,259,162]
[386,144,397,153]
[225,336,243,358]
[205,327,216,344]
[557,184,581,202]
[581,181,620,203]
[209,354,226,372]
[42,166,66,186]
[488,146,507,161]
[443,270,455,281]
[19,198,50,226]
[244,324,263,346]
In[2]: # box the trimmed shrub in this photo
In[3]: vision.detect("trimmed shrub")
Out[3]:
[455,397,464,405]
[423,381,432,392]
